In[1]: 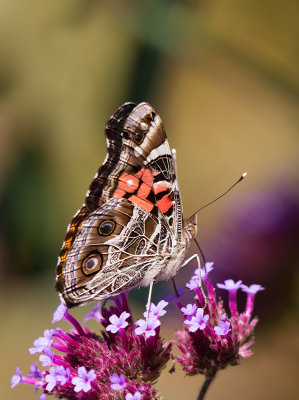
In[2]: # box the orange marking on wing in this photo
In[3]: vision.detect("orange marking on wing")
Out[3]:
[114,189,126,198]
[153,182,170,195]
[59,221,83,264]
[128,195,154,212]
[135,169,144,179]
[141,169,153,186]
[118,172,140,193]
[157,194,173,213]
[137,182,151,198]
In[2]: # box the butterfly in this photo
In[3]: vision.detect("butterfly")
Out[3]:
[56,102,197,307]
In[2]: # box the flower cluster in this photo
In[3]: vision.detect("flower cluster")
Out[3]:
[11,261,264,399]
[176,262,264,376]
[11,293,172,400]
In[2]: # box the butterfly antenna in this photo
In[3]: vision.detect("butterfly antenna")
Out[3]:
[189,172,247,219]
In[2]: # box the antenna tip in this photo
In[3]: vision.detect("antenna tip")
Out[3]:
[242,172,247,179]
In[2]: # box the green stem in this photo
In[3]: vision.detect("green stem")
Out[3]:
[197,370,217,400]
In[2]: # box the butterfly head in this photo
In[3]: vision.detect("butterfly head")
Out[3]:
[184,214,198,245]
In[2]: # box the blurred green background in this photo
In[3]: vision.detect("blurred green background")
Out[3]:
[1,1,298,399]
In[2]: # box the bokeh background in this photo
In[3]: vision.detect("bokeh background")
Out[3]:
[1,1,298,399]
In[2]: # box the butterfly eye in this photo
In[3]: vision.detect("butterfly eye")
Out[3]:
[98,220,116,236]
[82,253,102,276]
[134,131,144,145]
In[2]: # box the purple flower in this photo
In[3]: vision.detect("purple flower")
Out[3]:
[72,366,96,393]
[217,279,243,317]
[106,311,130,334]
[40,394,47,400]
[52,303,68,323]
[241,283,265,318]
[143,300,168,318]
[217,279,243,291]
[186,275,199,290]
[181,304,197,318]
[135,315,161,339]
[202,262,214,277]
[83,302,104,322]
[27,362,42,379]
[44,367,57,392]
[177,262,264,378]
[214,319,231,336]
[39,348,54,367]
[241,284,265,294]
[11,367,22,388]
[55,366,70,385]
[109,373,127,390]
[29,329,54,354]
[12,292,168,398]
[193,262,214,278]
[184,308,209,332]
[126,392,142,400]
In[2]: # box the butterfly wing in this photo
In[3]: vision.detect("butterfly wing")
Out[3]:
[56,102,186,307]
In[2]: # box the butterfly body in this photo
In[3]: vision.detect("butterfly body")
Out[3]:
[56,102,197,307]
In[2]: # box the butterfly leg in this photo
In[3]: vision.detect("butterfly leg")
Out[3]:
[145,279,155,330]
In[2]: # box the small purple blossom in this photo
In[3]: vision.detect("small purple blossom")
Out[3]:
[186,275,199,290]
[181,304,197,318]
[52,303,68,323]
[71,366,96,393]
[241,283,265,317]
[39,348,54,367]
[202,262,214,277]
[217,279,243,291]
[106,311,130,334]
[193,262,214,278]
[11,367,22,388]
[135,316,161,339]
[241,284,265,294]
[40,394,47,400]
[29,329,54,354]
[55,366,70,385]
[214,319,231,336]
[83,302,104,322]
[44,367,57,392]
[184,308,209,332]
[27,362,42,379]
[126,392,142,400]
[109,373,127,390]
[143,300,168,318]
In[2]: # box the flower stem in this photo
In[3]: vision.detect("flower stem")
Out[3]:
[197,370,217,400]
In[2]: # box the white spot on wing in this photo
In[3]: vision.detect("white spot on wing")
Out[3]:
[140,122,149,131]
[134,146,143,157]
[146,140,171,162]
